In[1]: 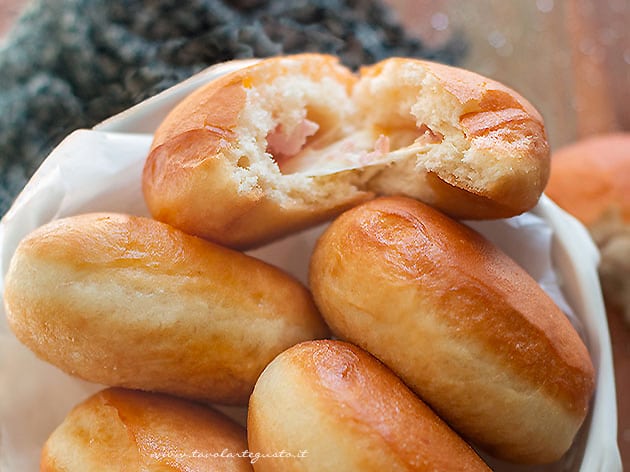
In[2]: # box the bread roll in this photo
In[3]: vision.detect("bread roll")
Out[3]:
[309,196,595,464]
[4,213,328,405]
[545,133,630,321]
[143,53,550,249]
[41,388,252,471]
[248,340,490,472]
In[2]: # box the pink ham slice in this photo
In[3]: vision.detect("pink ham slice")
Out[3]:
[267,119,320,169]
[266,119,442,175]
[358,134,390,165]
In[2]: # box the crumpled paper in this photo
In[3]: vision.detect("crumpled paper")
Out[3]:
[0,61,619,472]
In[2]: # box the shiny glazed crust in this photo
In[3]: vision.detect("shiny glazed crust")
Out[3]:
[247,340,490,472]
[143,54,550,249]
[4,213,328,405]
[41,388,252,471]
[309,197,594,464]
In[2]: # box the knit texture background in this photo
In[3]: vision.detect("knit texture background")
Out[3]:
[0,0,465,215]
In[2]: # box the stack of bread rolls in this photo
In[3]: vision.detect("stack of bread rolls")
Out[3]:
[3,54,595,471]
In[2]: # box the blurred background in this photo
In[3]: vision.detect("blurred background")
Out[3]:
[2,0,628,152]
[383,0,629,148]
[1,0,628,468]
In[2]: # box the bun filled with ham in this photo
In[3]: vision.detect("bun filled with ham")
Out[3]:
[143,54,550,248]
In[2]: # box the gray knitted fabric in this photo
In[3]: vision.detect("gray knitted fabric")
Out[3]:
[0,0,465,215]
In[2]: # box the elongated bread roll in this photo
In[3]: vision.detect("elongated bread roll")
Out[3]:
[4,213,328,405]
[309,196,595,464]
[248,340,490,472]
[545,133,630,322]
[41,388,252,471]
[143,54,549,249]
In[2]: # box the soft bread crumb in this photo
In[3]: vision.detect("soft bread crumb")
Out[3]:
[231,71,371,207]
[227,57,545,211]
[227,61,451,208]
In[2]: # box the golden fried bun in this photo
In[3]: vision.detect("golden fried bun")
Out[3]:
[546,133,630,226]
[41,388,252,471]
[309,196,594,464]
[247,340,490,472]
[143,54,549,249]
[4,213,328,405]
[546,132,630,322]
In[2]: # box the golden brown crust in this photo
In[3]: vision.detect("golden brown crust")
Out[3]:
[4,213,328,405]
[248,340,490,471]
[41,388,252,471]
[143,54,550,249]
[546,132,630,226]
[309,196,594,463]
[422,171,526,219]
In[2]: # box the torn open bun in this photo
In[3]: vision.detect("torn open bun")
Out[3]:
[143,54,550,248]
